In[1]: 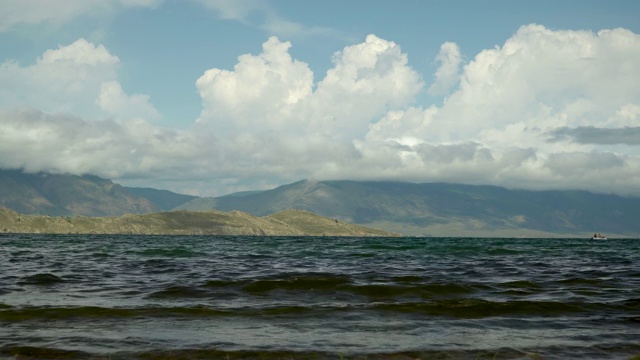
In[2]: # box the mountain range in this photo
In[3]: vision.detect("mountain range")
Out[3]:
[176,180,640,237]
[1,170,638,237]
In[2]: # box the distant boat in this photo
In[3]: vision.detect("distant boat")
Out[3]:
[591,233,608,240]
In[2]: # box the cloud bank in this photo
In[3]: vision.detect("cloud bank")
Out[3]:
[1,24,640,196]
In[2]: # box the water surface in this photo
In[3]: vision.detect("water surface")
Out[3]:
[1,234,639,359]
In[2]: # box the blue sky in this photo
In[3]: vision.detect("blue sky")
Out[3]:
[1,0,639,196]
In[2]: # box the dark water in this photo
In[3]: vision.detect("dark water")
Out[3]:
[1,234,639,359]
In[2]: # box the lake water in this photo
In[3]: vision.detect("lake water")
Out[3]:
[1,234,639,359]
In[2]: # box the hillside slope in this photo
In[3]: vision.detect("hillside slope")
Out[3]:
[124,186,198,211]
[0,170,160,216]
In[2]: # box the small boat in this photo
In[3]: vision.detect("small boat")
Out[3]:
[591,233,608,240]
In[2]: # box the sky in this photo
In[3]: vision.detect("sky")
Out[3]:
[1,0,639,197]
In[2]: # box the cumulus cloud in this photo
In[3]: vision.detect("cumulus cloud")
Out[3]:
[0,38,119,118]
[359,24,640,194]
[0,0,161,32]
[428,41,462,96]
[2,25,640,196]
[308,35,423,138]
[196,36,314,135]
[0,38,160,122]
[197,34,422,140]
[97,81,160,121]
[452,25,639,139]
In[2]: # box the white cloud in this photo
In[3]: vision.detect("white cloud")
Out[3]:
[360,24,640,194]
[308,34,423,138]
[97,81,160,121]
[196,36,314,136]
[427,41,462,96]
[0,38,119,118]
[39,38,119,66]
[434,25,640,142]
[197,34,422,140]
[0,38,160,122]
[0,0,160,32]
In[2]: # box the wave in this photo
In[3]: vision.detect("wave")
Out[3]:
[498,280,543,289]
[16,273,65,285]
[146,274,492,300]
[139,271,639,303]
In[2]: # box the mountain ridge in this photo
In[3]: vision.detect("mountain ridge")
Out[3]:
[0,170,160,216]
[2,169,638,237]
